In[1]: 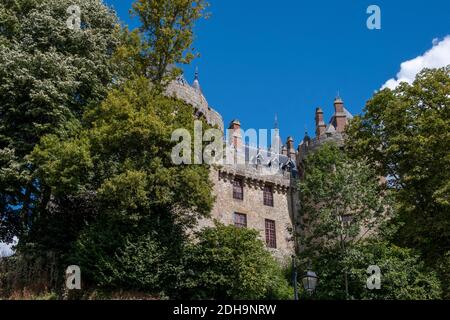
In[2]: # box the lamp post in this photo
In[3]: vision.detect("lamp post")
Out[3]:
[302,270,318,296]
[338,213,352,299]
[292,256,318,299]
[292,256,299,300]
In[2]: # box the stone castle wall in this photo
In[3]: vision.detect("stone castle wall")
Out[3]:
[166,80,224,131]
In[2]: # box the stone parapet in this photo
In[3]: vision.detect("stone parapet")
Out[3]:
[166,80,224,131]
[216,164,292,192]
[299,133,345,159]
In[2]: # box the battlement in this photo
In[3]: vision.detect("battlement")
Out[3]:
[298,132,346,159]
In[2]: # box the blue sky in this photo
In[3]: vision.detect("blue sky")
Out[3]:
[104,0,449,145]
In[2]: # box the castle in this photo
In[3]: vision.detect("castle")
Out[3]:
[167,71,354,261]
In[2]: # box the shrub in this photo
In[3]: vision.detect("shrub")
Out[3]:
[179,223,293,300]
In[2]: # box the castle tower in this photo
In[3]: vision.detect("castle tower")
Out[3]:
[270,113,283,154]
[303,131,311,148]
[228,119,242,149]
[333,96,347,133]
[315,107,326,138]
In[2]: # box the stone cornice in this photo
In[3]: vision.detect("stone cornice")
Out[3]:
[216,165,292,194]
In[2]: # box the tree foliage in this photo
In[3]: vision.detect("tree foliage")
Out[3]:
[296,144,440,299]
[0,0,221,299]
[131,0,209,85]
[298,143,392,257]
[179,223,293,300]
[345,66,450,261]
[71,214,182,296]
[312,241,441,300]
[31,76,214,251]
[0,0,121,243]
[0,0,121,157]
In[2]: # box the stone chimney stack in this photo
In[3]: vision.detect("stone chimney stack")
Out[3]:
[315,107,326,138]
[297,144,303,161]
[286,136,296,159]
[333,96,347,133]
[228,119,242,149]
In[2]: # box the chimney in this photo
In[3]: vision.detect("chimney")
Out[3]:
[315,107,326,137]
[286,136,296,159]
[334,97,344,113]
[228,119,242,149]
[333,97,347,133]
[297,144,303,159]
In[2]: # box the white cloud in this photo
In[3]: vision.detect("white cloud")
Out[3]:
[382,36,450,90]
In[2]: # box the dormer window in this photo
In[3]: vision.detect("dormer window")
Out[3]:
[283,159,296,173]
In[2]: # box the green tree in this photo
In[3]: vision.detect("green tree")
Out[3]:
[345,66,450,262]
[71,214,182,296]
[297,143,441,299]
[312,241,441,300]
[297,143,395,299]
[1,0,209,250]
[2,0,215,296]
[298,143,391,256]
[0,0,121,243]
[179,223,293,300]
[131,0,209,85]
[0,0,122,157]
[32,76,214,293]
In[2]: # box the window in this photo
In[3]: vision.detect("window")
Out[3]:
[265,219,277,248]
[234,213,247,228]
[263,185,274,207]
[233,177,244,200]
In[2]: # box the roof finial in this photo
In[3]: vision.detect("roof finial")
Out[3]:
[192,66,202,92]
[335,91,344,104]
[195,66,199,80]
[274,113,279,129]
[304,124,311,143]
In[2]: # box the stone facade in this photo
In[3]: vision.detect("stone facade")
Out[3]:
[199,166,296,262]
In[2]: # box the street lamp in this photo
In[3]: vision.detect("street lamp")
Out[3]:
[302,270,318,295]
[292,256,299,300]
[337,212,352,299]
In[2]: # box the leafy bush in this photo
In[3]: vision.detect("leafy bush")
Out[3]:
[311,241,442,300]
[437,251,450,299]
[71,215,182,296]
[179,224,293,300]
